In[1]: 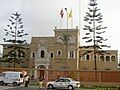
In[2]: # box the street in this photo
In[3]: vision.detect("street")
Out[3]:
[0,86,96,90]
[0,86,43,90]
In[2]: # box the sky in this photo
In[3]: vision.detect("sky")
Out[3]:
[0,0,120,56]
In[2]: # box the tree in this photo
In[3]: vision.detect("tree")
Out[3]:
[55,33,71,76]
[82,0,110,70]
[2,11,28,68]
[62,33,70,72]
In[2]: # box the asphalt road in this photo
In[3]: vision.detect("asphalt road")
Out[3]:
[1,86,94,90]
[6,87,44,90]
[6,87,92,90]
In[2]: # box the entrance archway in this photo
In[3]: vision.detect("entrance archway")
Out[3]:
[37,65,46,81]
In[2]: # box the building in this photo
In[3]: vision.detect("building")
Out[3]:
[0,26,118,79]
[29,26,118,78]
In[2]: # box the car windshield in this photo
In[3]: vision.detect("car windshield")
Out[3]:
[55,78,75,82]
[55,79,63,82]
[69,78,75,81]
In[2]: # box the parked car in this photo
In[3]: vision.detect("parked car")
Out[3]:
[47,77,80,90]
[0,71,24,86]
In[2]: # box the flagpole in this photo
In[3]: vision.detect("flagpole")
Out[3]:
[77,0,81,81]
[60,16,62,28]
[71,7,73,28]
[79,0,81,30]
[65,8,68,29]
[71,14,73,28]
[68,7,73,29]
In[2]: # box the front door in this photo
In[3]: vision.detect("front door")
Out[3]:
[39,70,44,81]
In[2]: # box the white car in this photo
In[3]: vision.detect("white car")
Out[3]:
[47,77,80,90]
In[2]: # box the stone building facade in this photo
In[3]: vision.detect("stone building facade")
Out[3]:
[29,26,118,78]
[1,26,118,79]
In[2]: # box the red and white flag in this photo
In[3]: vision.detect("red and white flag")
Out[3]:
[60,9,64,18]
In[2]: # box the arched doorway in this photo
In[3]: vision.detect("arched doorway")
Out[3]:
[37,65,46,81]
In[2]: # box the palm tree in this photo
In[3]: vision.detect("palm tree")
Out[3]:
[62,33,71,59]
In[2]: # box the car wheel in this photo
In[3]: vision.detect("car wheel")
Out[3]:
[68,85,74,90]
[0,81,4,85]
[48,84,54,89]
[4,83,8,85]
[12,82,17,86]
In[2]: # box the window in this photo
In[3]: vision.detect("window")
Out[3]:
[41,50,45,58]
[57,36,63,43]
[19,51,25,58]
[111,55,115,61]
[56,79,64,82]
[37,65,46,69]
[22,52,25,58]
[81,56,85,60]
[50,52,54,58]
[100,55,104,61]
[57,50,61,56]
[69,51,74,58]
[31,52,35,58]
[63,79,70,82]
[0,73,5,76]
[106,56,110,61]
[68,36,75,43]
[20,74,23,78]
[86,54,90,60]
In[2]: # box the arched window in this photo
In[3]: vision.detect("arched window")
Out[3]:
[41,50,45,58]
[86,54,90,60]
[50,52,54,58]
[106,56,110,61]
[57,50,61,56]
[22,51,25,58]
[31,52,35,58]
[57,36,63,43]
[100,55,104,61]
[111,55,115,61]
[37,65,46,69]
[68,36,75,43]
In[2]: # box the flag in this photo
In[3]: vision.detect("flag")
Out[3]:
[68,10,72,18]
[60,9,64,18]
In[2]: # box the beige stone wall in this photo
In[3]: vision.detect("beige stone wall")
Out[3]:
[79,47,118,70]
[1,27,119,71]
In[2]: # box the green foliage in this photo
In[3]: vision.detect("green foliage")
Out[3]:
[61,33,71,46]
[83,0,110,48]
[82,0,110,70]
[2,11,28,68]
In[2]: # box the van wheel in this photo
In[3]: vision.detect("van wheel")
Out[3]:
[17,83,20,86]
[0,81,4,85]
[12,82,17,86]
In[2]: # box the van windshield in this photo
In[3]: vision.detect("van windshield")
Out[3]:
[20,73,23,78]
[0,73,5,76]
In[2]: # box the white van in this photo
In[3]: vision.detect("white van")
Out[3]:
[0,71,24,86]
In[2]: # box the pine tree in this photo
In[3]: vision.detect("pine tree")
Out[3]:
[82,0,110,70]
[2,11,28,68]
